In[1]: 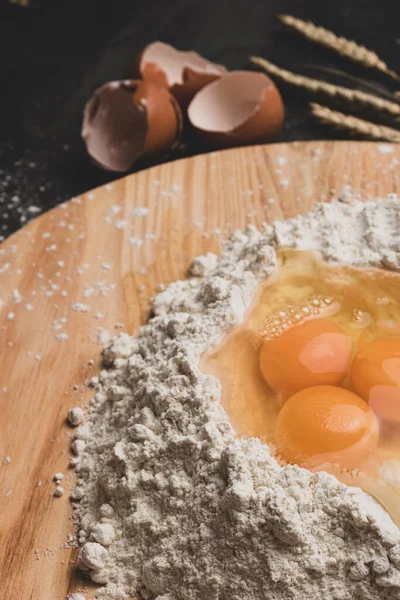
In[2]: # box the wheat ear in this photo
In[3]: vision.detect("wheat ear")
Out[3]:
[280,14,400,82]
[310,102,400,142]
[249,56,400,119]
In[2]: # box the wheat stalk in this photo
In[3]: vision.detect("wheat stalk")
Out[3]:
[250,56,400,119]
[297,64,400,102]
[310,102,400,142]
[280,14,400,82]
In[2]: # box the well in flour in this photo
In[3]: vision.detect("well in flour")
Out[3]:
[201,248,400,521]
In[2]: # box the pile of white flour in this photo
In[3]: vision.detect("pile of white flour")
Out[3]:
[71,196,400,600]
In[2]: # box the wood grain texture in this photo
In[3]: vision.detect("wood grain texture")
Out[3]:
[1,141,400,599]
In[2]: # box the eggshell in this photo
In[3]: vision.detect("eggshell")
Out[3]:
[131,80,183,160]
[133,41,227,108]
[187,71,284,148]
[82,80,182,172]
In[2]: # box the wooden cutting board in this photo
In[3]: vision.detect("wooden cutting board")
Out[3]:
[1,140,400,600]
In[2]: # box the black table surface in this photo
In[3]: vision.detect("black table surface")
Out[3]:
[1,0,400,241]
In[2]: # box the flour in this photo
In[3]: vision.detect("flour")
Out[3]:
[71,303,90,313]
[72,197,400,600]
[54,486,64,497]
[68,407,85,426]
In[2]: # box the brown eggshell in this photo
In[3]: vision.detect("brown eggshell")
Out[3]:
[187,71,284,149]
[82,80,182,172]
[131,80,183,160]
[135,41,227,108]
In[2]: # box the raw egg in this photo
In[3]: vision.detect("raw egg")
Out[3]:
[82,80,182,172]
[351,338,400,422]
[275,386,379,469]
[259,318,352,395]
[201,250,400,523]
[187,71,284,149]
[133,41,227,109]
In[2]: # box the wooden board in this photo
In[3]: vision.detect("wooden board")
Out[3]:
[1,140,400,599]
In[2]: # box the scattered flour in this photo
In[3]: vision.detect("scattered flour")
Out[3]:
[378,145,395,154]
[54,486,64,497]
[71,197,400,600]
[96,327,110,345]
[68,407,85,426]
[131,207,149,218]
[12,289,21,303]
[56,333,69,342]
[71,303,90,313]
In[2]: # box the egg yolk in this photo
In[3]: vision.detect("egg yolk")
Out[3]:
[259,318,352,395]
[275,386,379,469]
[351,338,400,423]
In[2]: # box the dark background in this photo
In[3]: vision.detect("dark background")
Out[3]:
[1,0,400,241]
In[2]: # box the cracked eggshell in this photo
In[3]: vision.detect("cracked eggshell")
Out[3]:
[82,79,182,172]
[133,41,227,109]
[187,71,284,149]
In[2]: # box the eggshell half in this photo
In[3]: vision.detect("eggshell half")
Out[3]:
[134,41,227,108]
[131,80,183,160]
[187,71,284,148]
[82,80,182,172]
